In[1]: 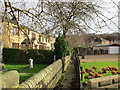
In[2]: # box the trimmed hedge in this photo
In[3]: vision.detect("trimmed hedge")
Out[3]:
[3,48,54,64]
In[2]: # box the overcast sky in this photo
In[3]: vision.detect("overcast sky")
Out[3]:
[88,0,119,34]
[1,0,120,34]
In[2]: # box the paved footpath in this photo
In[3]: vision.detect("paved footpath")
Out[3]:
[60,61,80,89]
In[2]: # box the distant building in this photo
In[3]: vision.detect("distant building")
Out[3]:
[90,37,119,47]
[2,18,55,50]
[93,44,109,50]
[100,38,110,44]
[93,43,120,54]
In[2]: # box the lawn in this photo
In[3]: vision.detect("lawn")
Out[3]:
[80,61,120,83]
[4,64,48,83]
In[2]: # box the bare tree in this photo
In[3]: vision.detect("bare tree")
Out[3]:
[42,2,101,36]
[1,0,119,38]
[1,0,45,49]
[42,1,118,37]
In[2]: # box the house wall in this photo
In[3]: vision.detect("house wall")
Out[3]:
[2,22,27,48]
[101,38,110,44]
[2,21,55,50]
[93,46,108,50]
[2,22,13,48]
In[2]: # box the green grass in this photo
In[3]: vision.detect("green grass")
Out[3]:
[4,64,48,83]
[80,61,120,82]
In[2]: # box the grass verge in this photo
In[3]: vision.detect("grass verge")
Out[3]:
[80,61,119,82]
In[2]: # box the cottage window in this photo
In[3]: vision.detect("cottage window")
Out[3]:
[32,33,36,39]
[42,38,44,42]
[12,43,19,48]
[12,27,19,35]
[40,37,42,42]
[39,45,43,49]
[46,38,47,42]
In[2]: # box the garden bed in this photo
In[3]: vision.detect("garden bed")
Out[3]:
[4,64,48,83]
[80,61,120,87]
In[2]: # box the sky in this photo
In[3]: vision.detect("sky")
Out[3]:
[1,0,120,34]
[88,0,119,34]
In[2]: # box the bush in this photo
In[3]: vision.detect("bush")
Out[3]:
[3,48,54,64]
[54,35,68,60]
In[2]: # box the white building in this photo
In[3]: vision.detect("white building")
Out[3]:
[93,44,120,54]
[108,44,120,54]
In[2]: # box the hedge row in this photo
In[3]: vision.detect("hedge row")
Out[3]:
[3,48,54,64]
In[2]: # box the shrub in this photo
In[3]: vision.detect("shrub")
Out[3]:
[3,48,54,64]
[54,35,68,60]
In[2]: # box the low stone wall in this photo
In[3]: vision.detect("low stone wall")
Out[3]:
[99,83,120,89]
[18,56,71,89]
[88,75,120,88]
[2,70,19,88]
[62,56,71,72]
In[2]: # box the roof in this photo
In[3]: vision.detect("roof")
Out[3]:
[94,43,120,47]
[109,44,120,46]
[3,18,39,34]
[94,44,110,47]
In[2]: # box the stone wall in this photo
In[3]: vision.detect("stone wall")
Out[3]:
[62,56,71,72]
[1,70,19,88]
[18,56,71,89]
[88,75,120,88]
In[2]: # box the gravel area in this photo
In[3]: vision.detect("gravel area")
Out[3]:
[80,54,120,62]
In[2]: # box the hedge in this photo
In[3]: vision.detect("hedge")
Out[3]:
[3,48,54,64]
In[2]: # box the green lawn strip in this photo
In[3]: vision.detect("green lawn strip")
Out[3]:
[4,64,48,83]
[80,61,119,83]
